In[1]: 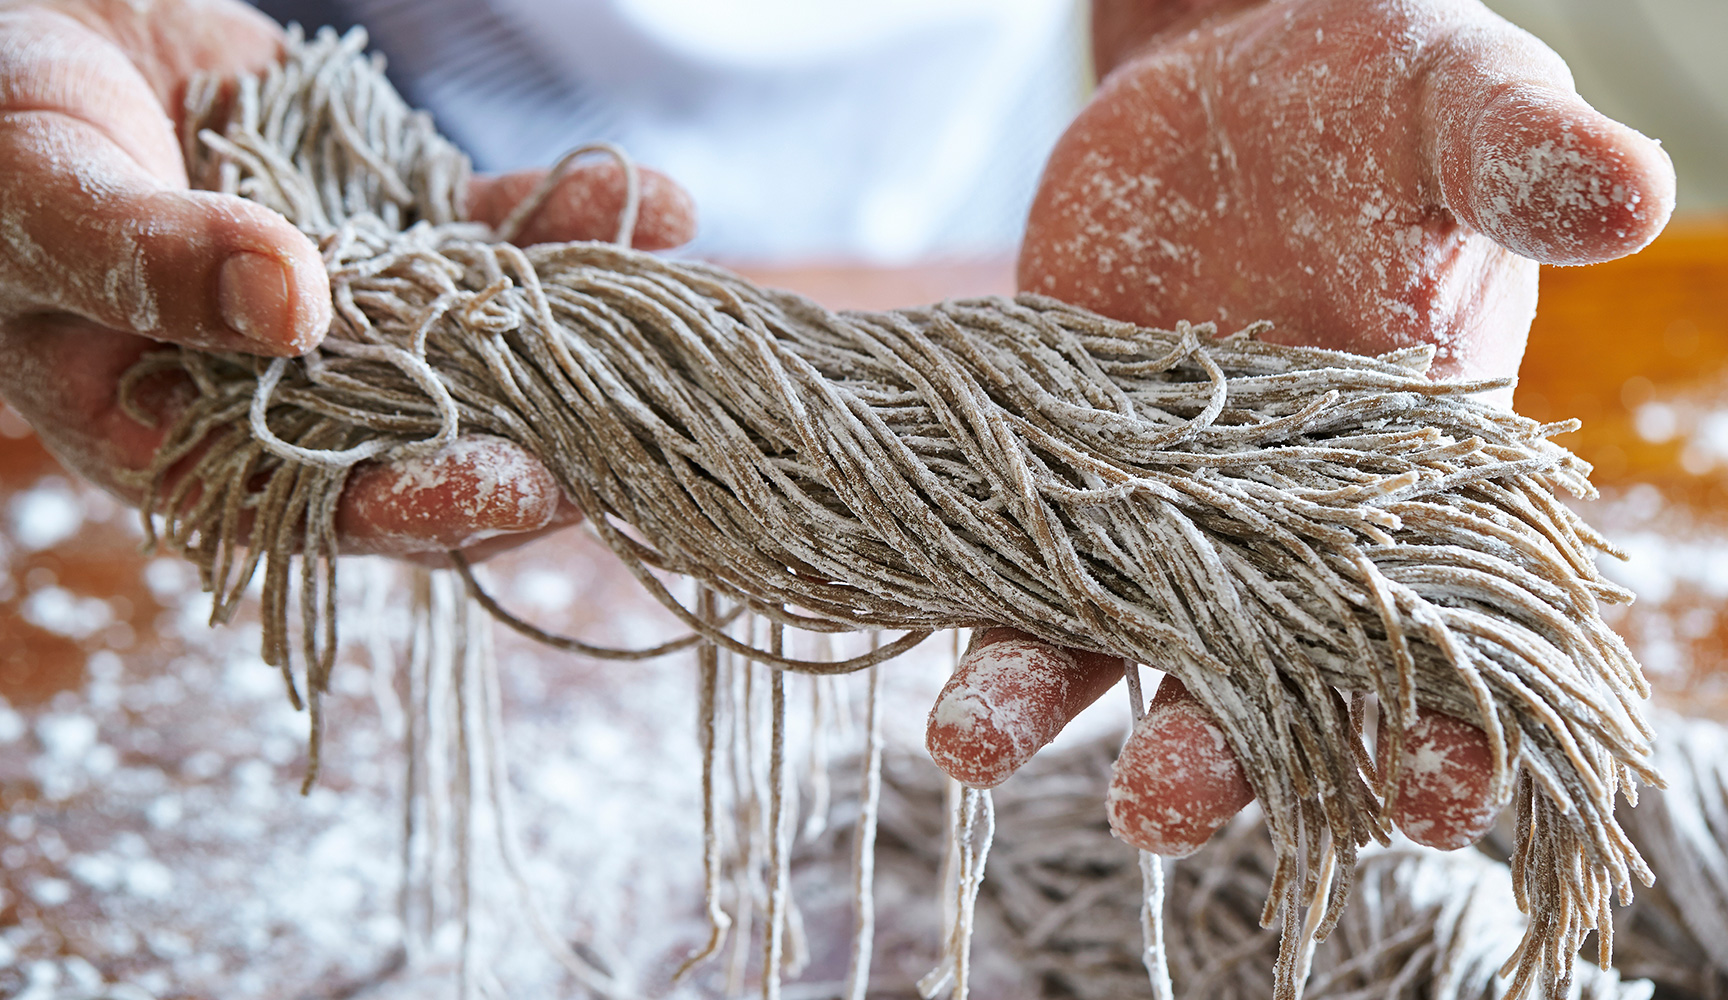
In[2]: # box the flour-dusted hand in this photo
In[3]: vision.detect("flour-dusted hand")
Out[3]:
[1024,0,1675,385]
[0,0,695,558]
[928,0,1675,854]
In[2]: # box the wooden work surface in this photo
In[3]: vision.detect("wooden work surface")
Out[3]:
[0,222,1725,994]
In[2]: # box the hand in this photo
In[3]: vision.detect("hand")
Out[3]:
[927,0,1674,854]
[0,0,695,562]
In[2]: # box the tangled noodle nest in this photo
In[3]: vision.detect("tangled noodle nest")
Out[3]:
[125,26,1661,1000]
[867,711,1728,999]
[871,736,1652,1000]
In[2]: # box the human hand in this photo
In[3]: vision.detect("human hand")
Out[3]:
[0,0,695,561]
[927,0,1675,854]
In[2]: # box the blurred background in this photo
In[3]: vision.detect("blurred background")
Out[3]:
[245,0,1726,267]
[1,0,1726,996]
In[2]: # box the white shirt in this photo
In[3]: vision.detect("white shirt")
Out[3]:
[338,0,1087,263]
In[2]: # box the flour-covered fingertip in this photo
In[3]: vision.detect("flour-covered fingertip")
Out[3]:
[335,435,563,555]
[1382,707,1506,851]
[1108,686,1253,857]
[1463,86,1675,266]
[925,634,1083,788]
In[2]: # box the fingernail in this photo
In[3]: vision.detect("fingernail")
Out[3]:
[218,251,292,346]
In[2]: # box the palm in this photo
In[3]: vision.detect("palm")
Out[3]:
[1020,0,1672,387]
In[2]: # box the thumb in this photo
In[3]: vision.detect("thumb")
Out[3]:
[0,110,329,354]
[1424,18,1676,267]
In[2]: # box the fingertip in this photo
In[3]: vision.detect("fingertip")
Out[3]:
[213,221,331,356]
[135,189,330,355]
[467,164,697,250]
[632,168,698,250]
[1382,707,1505,851]
[1107,677,1252,856]
[925,684,1026,789]
[1458,85,1675,266]
[925,630,1068,788]
[925,629,1123,789]
[334,435,563,556]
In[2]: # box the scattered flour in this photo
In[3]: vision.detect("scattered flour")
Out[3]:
[0,466,975,997]
[7,480,83,552]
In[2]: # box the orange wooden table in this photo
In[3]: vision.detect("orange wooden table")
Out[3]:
[1,221,1725,996]
[1517,217,1728,506]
